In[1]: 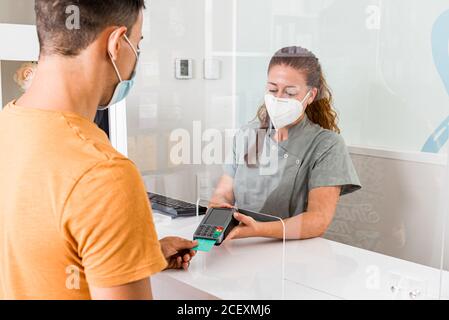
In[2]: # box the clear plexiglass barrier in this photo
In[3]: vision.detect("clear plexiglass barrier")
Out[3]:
[124,0,449,300]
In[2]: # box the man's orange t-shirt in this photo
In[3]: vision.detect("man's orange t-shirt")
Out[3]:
[0,102,167,300]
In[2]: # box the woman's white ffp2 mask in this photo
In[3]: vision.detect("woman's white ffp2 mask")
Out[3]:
[264,91,312,130]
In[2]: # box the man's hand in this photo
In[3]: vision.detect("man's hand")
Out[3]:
[159,237,198,270]
[226,212,264,240]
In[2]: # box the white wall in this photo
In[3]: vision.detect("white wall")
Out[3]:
[0,0,35,25]
[232,0,449,154]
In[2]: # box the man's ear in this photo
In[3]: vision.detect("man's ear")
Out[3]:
[107,27,128,61]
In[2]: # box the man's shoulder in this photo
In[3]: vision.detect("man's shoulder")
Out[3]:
[53,114,141,191]
[75,156,142,192]
[61,112,129,163]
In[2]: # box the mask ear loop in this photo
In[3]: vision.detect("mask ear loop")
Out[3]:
[301,90,312,106]
[123,34,139,59]
[109,53,123,82]
[108,33,124,82]
[108,34,139,83]
[266,96,275,135]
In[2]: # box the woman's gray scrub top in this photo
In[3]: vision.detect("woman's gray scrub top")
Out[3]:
[223,115,361,219]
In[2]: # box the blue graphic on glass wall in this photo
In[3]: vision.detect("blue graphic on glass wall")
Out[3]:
[422,9,449,153]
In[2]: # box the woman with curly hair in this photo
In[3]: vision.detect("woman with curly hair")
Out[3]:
[210,46,362,241]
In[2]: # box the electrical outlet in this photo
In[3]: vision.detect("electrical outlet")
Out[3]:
[388,272,428,300]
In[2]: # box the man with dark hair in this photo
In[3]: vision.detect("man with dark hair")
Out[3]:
[35,0,145,57]
[0,0,197,300]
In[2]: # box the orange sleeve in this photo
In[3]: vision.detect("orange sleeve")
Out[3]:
[61,159,167,288]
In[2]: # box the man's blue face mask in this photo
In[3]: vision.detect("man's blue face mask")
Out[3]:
[99,34,140,110]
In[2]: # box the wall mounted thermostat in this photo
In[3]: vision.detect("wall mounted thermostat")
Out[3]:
[175,59,193,79]
[193,207,239,246]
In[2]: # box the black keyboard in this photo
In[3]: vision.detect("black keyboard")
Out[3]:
[148,192,207,218]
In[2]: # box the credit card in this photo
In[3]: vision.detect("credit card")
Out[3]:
[193,238,217,252]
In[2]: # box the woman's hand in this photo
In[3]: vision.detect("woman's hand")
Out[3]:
[226,212,264,240]
[208,202,234,209]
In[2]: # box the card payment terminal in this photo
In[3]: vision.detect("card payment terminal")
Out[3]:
[193,208,239,246]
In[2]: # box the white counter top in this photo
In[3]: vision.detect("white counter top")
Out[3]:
[151,213,449,300]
